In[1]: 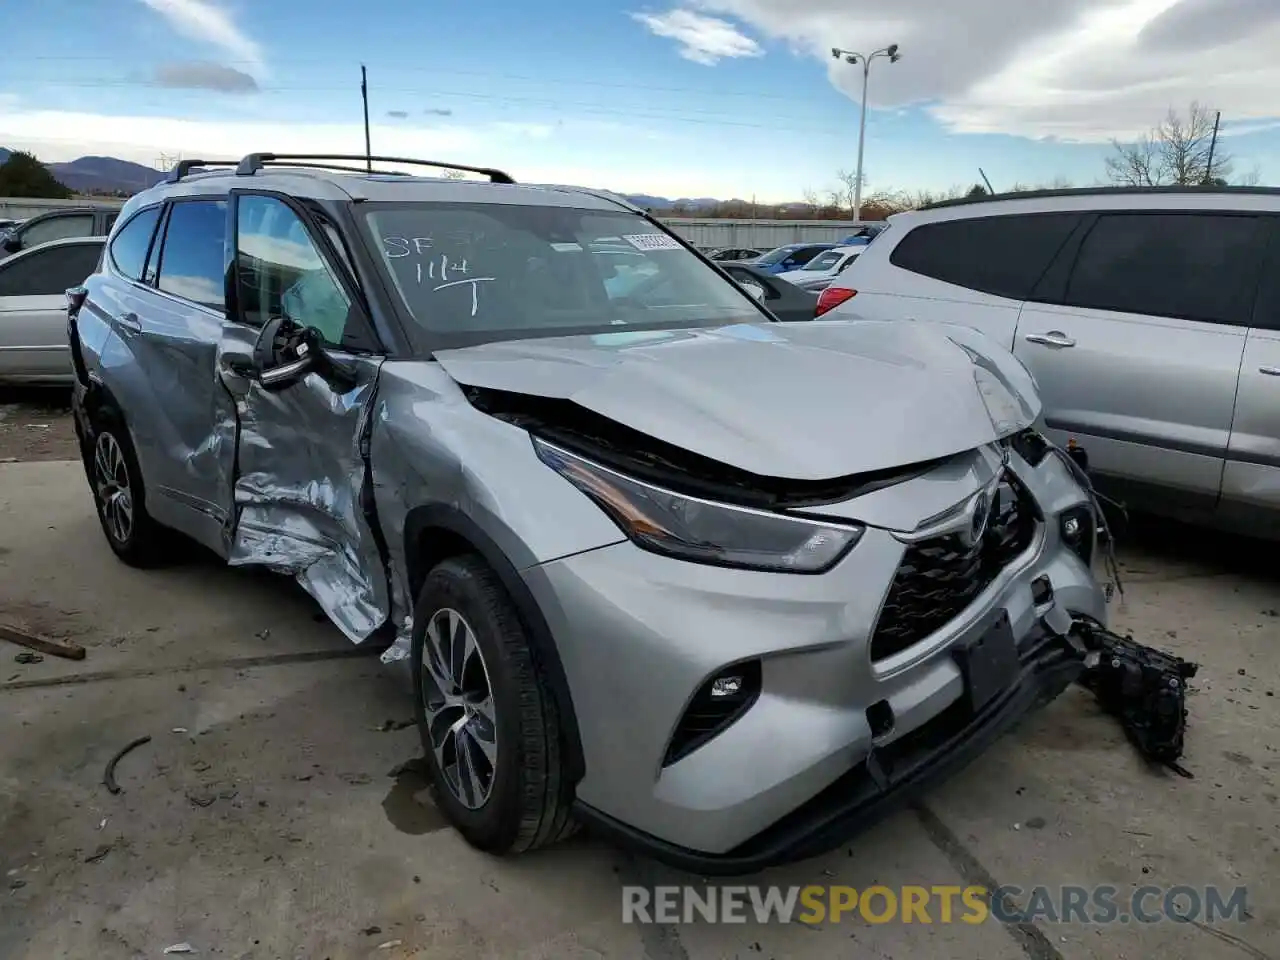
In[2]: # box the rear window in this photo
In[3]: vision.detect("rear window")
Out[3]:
[756,246,800,266]
[889,213,1082,299]
[366,203,761,345]
[803,251,845,271]
[1063,213,1266,324]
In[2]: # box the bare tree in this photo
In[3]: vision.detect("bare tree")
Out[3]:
[1106,102,1232,186]
[438,168,469,181]
[1238,164,1263,187]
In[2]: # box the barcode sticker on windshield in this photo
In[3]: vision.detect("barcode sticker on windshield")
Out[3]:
[623,233,681,251]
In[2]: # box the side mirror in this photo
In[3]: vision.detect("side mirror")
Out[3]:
[66,286,88,316]
[253,316,316,390]
[743,281,766,302]
[1,235,20,254]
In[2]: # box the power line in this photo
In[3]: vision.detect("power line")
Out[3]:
[2,87,845,136]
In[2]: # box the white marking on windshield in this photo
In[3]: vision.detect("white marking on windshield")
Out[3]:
[433,277,496,316]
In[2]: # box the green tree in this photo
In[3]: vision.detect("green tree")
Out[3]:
[967,184,989,198]
[0,151,73,199]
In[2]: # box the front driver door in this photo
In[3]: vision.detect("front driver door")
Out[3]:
[217,190,391,642]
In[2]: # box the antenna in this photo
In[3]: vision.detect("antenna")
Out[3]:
[360,65,372,174]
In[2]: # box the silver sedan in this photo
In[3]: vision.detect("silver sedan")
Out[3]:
[0,236,104,384]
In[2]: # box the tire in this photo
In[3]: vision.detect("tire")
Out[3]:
[411,554,576,855]
[86,408,170,568]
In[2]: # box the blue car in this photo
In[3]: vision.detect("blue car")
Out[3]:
[749,242,839,275]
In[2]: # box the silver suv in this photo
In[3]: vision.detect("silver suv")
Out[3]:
[823,186,1280,540]
[68,153,1106,872]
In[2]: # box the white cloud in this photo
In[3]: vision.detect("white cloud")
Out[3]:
[138,0,264,75]
[631,9,762,65]
[681,0,1280,141]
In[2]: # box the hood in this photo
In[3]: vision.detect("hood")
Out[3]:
[434,320,1041,481]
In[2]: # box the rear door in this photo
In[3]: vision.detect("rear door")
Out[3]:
[217,190,391,641]
[1015,211,1267,509]
[0,238,103,381]
[1222,217,1280,529]
[130,196,236,551]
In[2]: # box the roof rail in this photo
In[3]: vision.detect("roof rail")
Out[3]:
[921,183,1280,211]
[234,153,516,183]
[166,159,238,183]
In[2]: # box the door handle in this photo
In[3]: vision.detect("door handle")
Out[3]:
[115,312,142,334]
[1024,331,1076,348]
[219,354,257,378]
[1260,367,1280,377]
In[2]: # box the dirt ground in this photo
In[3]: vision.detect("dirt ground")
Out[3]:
[0,387,79,463]
[0,396,1278,960]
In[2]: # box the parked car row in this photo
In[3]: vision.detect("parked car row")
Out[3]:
[821,185,1280,539]
[1,204,119,258]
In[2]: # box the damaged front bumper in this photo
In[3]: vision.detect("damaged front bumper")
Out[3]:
[522,444,1107,869]
[575,622,1084,875]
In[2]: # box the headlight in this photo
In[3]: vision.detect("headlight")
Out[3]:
[533,438,863,573]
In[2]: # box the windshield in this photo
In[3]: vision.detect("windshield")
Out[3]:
[365,203,764,347]
[755,245,800,266]
[802,250,845,272]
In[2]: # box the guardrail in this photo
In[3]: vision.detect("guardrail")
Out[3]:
[0,196,128,220]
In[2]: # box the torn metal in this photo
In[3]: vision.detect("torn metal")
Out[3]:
[228,361,391,644]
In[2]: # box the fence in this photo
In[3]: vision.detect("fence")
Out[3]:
[1,198,862,251]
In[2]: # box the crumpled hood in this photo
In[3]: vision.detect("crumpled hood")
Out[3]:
[434,319,1041,481]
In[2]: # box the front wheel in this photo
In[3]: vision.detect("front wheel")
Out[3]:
[411,554,576,854]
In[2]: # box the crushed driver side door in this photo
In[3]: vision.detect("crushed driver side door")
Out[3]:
[216,190,391,642]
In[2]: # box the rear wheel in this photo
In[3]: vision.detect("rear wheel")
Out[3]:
[411,554,576,854]
[87,411,170,567]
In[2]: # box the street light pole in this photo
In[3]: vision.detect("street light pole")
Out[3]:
[831,44,901,223]
[854,57,870,223]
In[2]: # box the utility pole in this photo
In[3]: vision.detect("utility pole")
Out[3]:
[832,44,901,223]
[361,64,372,173]
[1204,110,1221,185]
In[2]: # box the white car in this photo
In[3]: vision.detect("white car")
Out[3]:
[0,236,104,384]
[776,244,864,292]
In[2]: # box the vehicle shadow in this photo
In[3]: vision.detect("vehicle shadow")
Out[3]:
[0,385,73,411]
[1112,509,1277,584]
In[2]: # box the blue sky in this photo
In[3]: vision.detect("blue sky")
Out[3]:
[3,0,1280,201]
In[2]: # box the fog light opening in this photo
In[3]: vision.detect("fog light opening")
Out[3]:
[866,699,895,740]
[662,660,763,767]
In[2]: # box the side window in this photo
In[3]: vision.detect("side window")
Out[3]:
[788,247,823,267]
[235,195,352,345]
[1064,213,1266,325]
[0,242,104,297]
[20,213,95,248]
[109,207,162,282]
[890,213,1082,299]
[155,200,228,310]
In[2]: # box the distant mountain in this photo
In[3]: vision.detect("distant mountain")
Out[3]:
[621,194,727,211]
[48,156,166,195]
[1,148,816,209]
[0,147,164,195]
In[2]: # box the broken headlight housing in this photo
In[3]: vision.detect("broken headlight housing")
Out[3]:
[533,438,863,573]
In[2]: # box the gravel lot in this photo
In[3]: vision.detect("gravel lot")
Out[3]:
[0,395,1277,960]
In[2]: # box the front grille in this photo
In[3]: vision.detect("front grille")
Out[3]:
[870,473,1039,661]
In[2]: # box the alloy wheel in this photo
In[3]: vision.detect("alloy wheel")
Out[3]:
[421,608,498,809]
[93,432,133,545]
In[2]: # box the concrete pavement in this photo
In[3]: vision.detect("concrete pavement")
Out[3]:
[1,460,1277,959]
